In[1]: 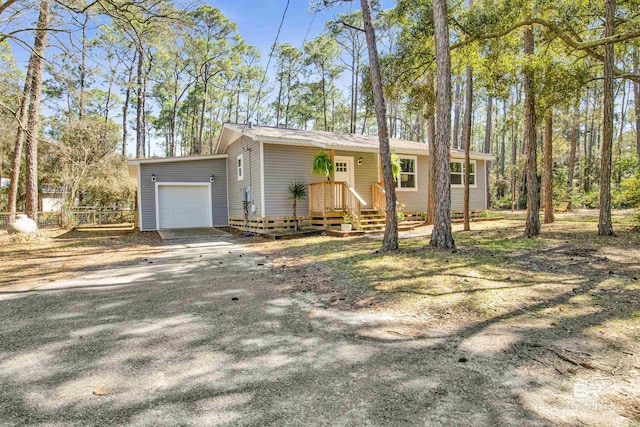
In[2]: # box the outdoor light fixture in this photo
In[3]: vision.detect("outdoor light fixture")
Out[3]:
[151,174,156,182]
[357,156,364,166]
[210,174,215,183]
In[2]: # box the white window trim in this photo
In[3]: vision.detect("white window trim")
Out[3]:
[450,159,477,188]
[396,154,418,192]
[237,154,244,181]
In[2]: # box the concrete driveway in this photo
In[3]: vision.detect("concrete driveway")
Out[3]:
[0,237,545,426]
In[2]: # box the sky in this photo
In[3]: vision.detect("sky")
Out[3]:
[210,0,359,72]
[5,0,376,156]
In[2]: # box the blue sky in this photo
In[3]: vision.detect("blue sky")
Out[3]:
[210,0,359,71]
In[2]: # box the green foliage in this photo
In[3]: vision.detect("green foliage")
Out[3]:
[312,150,333,180]
[287,181,307,201]
[391,154,401,182]
[575,190,600,209]
[343,213,353,224]
[613,173,640,208]
[396,202,406,222]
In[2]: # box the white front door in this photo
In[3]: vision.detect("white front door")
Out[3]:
[334,156,355,188]
[334,156,355,209]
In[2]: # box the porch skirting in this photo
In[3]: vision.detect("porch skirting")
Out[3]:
[229,216,312,233]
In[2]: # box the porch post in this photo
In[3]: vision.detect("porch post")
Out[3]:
[329,149,335,181]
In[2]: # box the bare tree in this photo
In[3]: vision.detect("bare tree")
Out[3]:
[523,26,540,237]
[430,0,455,248]
[598,0,615,236]
[360,0,398,251]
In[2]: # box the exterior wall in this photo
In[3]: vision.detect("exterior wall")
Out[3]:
[334,150,378,208]
[395,154,429,212]
[263,144,318,217]
[225,136,261,219]
[139,159,228,230]
[261,143,487,217]
[451,159,486,211]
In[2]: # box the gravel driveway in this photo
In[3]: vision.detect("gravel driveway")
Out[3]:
[0,236,548,426]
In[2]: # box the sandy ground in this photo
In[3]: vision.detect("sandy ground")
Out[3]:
[0,213,638,425]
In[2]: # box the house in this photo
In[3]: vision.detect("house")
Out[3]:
[40,184,65,212]
[128,123,493,233]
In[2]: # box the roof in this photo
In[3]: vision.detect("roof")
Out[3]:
[216,123,493,160]
[127,154,228,178]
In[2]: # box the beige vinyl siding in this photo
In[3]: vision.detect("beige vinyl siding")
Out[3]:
[262,145,383,217]
[334,150,378,207]
[451,159,486,210]
[139,159,228,231]
[263,144,318,217]
[395,154,429,212]
[225,136,261,218]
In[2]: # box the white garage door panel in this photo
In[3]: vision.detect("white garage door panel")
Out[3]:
[158,185,210,229]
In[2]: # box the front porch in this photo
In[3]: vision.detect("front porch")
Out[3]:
[308,181,390,232]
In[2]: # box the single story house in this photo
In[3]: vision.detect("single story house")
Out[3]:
[128,123,493,232]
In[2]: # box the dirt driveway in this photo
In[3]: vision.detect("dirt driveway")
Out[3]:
[0,232,633,425]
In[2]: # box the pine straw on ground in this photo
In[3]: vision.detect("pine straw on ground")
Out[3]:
[251,209,640,424]
[0,228,163,289]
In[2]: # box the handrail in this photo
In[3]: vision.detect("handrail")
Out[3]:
[372,182,386,211]
[345,183,367,206]
[308,181,367,231]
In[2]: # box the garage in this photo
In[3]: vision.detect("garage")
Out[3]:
[157,184,211,229]
[128,155,229,231]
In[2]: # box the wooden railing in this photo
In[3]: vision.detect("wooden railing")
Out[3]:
[308,181,367,230]
[372,182,386,211]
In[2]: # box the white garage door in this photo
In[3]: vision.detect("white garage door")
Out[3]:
[157,185,211,229]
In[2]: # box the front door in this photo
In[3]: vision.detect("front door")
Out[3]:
[334,156,355,209]
[334,156,355,188]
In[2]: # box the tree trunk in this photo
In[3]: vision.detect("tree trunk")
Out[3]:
[567,96,579,209]
[500,98,506,179]
[7,48,34,221]
[135,46,144,158]
[360,0,398,252]
[452,80,461,149]
[633,48,639,161]
[425,75,437,224]
[543,109,554,223]
[427,106,436,224]
[122,49,136,157]
[484,94,493,208]
[24,0,50,222]
[598,0,615,236]
[523,26,540,238]
[462,65,473,231]
[78,13,88,121]
[430,0,455,249]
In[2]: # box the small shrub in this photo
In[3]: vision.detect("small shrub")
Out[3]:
[613,172,640,208]
[342,213,352,224]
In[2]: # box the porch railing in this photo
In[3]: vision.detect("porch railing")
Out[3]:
[308,181,366,230]
[372,182,386,211]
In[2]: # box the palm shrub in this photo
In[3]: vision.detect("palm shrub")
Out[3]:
[391,154,401,182]
[288,181,307,231]
[312,150,333,181]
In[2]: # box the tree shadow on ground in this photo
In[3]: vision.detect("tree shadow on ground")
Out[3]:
[0,223,638,425]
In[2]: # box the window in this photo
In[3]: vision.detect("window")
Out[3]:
[335,161,347,172]
[450,160,476,187]
[237,154,244,181]
[397,155,417,190]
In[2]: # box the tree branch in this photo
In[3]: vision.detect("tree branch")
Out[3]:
[452,17,640,83]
